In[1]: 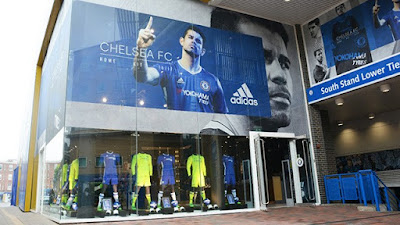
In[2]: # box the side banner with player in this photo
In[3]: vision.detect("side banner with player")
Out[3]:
[67,1,270,118]
[303,0,400,90]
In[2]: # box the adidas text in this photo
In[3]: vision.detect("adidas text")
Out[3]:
[230,97,258,106]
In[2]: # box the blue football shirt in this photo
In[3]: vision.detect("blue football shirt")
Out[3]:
[383,10,400,40]
[154,61,228,113]
[157,154,175,177]
[99,152,121,176]
[222,155,235,176]
[331,15,372,74]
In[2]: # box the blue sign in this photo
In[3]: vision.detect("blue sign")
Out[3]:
[68,1,271,118]
[307,54,400,103]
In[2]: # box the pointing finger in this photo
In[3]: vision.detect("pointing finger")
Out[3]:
[145,16,153,30]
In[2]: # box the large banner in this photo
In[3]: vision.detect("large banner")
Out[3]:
[68,2,270,118]
[303,0,400,103]
[65,1,308,136]
[322,2,373,76]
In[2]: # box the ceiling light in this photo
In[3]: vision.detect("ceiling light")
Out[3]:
[102,97,108,103]
[368,113,375,120]
[379,84,391,93]
[284,0,291,1]
[139,100,145,106]
[337,121,344,126]
[335,98,344,106]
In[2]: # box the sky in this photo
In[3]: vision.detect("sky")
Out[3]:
[0,1,53,161]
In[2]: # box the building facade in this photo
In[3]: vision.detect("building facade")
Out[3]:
[0,160,17,193]
[16,0,400,223]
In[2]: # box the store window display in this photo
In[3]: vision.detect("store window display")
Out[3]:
[156,152,185,212]
[59,145,79,214]
[222,154,240,205]
[65,157,79,210]
[131,152,153,212]
[58,162,69,206]
[217,136,251,210]
[186,153,218,210]
[96,151,123,216]
[52,131,253,221]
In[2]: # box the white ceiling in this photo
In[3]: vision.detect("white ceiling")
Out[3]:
[317,76,400,124]
[208,0,345,25]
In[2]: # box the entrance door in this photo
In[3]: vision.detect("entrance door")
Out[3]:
[281,159,294,206]
[259,138,294,207]
[252,135,269,210]
[250,132,313,210]
[296,139,317,203]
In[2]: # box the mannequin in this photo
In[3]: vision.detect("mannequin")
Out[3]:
[222,154,240,204]
[131,151,152,211]
[156,151,179,211]
[60,145,78,211]
[58,160,70,206]
[53,164,61,205]
[187,153,213,209]
[65,156,79,210]
[97,150,122,215]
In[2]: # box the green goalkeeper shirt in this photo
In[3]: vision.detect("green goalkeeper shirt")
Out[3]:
[69,158,79,190]
[186,154,206,178]
[131,153,153,178]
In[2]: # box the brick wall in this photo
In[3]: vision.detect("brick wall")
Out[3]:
[0,162,17,192]
[295,25,336,203]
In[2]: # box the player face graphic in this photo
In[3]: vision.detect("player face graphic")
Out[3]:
[238,22,293,127]
[308,22,320,38]
[180,29,205,58]
[335,4,346,16]
[315,49,323,63]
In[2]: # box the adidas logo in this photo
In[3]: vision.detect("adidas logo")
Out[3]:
[230,83,258,106]
[177,78,185,84]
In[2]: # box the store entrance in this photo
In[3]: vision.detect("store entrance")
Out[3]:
[250,132,317,210]
[259,137,294,207]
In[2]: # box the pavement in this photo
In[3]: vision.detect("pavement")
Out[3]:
[0,204,400,225]
[0,202,10,208]
[0,206,56,225]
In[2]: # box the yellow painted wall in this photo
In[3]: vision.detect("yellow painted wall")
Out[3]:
[17,0,63,212]
[31,154,39,210]
[22,66,42,211]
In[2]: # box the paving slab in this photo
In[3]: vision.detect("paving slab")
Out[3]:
[1,204,400,225]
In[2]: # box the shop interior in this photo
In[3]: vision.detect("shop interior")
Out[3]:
[43,128,253,219]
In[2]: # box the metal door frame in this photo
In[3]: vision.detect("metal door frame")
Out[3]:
[281,159,294,206]
[249,131,320,210]
[299,138,316,202]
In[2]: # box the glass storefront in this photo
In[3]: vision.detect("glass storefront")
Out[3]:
[34,0,311,221]
[41,129,253,219]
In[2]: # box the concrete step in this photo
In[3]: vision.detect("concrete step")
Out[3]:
[357,204,387,212]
